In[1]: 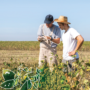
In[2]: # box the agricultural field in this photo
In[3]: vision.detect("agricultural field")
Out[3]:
[0,41,90,51]
[0,41,90,90]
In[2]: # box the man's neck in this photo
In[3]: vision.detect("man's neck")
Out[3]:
[65,26,69,33]
[50,24,53,28]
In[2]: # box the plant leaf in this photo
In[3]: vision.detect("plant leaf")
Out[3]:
[3,69,15,81]
[0,79,14,89]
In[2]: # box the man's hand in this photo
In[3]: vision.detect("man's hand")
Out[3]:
[44,36,51,40]
[69,50,76,56]
[37,36,43,42]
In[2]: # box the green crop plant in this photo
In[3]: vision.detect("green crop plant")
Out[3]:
[0,54,90,90]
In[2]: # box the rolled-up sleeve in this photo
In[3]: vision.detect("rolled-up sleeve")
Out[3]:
[55,27,61,38]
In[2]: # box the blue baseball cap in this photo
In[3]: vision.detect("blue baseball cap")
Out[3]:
[44,14,54,24]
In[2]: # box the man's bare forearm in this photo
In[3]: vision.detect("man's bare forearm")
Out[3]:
[44,36,60,44]
[69,35,84,56]
[74,35,84,52]
[52,38,60,44]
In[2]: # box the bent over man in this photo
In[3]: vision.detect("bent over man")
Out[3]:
[37,14,61,71]
[54,16,84,73]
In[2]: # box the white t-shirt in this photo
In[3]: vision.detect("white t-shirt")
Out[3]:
[62,27,80,60]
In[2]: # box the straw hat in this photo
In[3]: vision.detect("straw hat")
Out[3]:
[54,16,71,24]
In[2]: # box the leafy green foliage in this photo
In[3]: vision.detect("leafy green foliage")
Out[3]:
[0,53,90,90]
[0,65,41,90]
[3,69,15,81]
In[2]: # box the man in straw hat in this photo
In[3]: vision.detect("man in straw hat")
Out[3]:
[37,14,61,71]
[54,16,84,73]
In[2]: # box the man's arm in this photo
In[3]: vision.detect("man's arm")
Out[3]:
[37,24,43,42]
[44,36,60,44]
[69,35,84,56]
[74,35,84,51]
[44,27,61,44]
[52,38,60,44]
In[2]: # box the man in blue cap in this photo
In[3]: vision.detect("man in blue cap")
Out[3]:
[37,14,61,71]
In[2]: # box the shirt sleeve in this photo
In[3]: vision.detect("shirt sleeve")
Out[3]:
[70,28,80,39]
[55,27,61,38]
[37,24,43,36]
